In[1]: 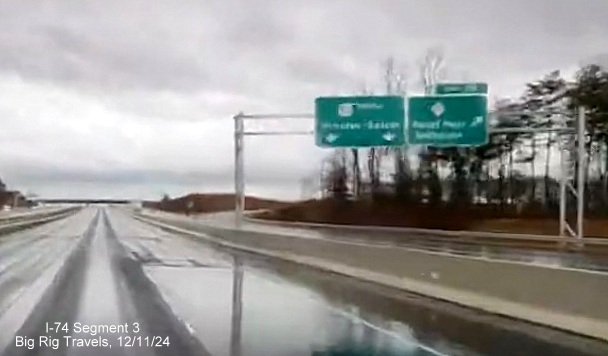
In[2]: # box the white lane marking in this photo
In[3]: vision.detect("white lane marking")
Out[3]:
[240,269,449,356]
[326,305,451,356]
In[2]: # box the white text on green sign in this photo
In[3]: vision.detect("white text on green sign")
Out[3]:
[407,95,488,146]
[435,82,488,95]
[314,96,405,148]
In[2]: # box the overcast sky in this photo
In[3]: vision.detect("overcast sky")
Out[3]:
[1,0,607,201]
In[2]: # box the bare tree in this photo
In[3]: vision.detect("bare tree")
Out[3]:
[379,57,414,201]
[418,46,446,94]
[417,47,447,204]
[324,153,349,200]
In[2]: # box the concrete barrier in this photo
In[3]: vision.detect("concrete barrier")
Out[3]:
[136,213,608,342]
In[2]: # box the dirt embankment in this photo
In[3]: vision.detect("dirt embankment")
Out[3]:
[143,193,291,215]
[0,191,29,208]
[143,194,608,237]
[252,198,608,237]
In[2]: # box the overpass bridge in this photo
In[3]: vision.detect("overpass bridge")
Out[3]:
[31,198,134,205]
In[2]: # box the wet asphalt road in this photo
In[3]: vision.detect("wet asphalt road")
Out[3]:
[147,210,608,272]
[1,207,608,356]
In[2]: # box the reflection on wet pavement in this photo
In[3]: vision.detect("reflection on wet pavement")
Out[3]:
[116,210,608,356]
[255,258,608,356]
[146,263,451,356]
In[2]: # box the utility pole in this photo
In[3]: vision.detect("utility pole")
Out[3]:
[234,112,245,228]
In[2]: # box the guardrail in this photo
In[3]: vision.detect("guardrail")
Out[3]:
[1,209,54,222]
[0,207,78,223]
[0,207,81,236]
[243,214,608,247]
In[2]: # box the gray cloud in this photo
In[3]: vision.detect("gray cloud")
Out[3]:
[5,164,300,186]
[2,0,607,95]
[0,0,607,199]
[0,1,212,94]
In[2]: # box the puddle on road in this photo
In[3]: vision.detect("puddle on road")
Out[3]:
[146,267,233,355]
[142,255,608,356]
[145,265,456,356]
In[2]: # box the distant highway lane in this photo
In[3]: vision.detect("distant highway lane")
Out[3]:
[137,210,608,273]
[0,207,607,355]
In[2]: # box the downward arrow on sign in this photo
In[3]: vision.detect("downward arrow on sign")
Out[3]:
[382,132,396,141]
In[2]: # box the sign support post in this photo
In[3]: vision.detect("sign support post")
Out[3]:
[232,113,314,228]
[234,112,245,228]
[576,107,586,239]
[559,129,568,237]
[557,107,586,240]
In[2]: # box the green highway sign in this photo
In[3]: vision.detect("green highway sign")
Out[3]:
[408,95,488,146]
[315,96,405,148]
[435,82,488,95]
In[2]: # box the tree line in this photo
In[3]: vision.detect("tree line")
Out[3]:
[321,52,608,217]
